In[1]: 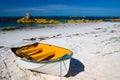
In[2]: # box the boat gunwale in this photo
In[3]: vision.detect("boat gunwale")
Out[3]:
[11,42,73,63]
[17,54,72,63]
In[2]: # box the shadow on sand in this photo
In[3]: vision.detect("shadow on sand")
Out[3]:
[65,58,84,77]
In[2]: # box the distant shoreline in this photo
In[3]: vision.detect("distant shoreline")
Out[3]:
[0,16,120,31]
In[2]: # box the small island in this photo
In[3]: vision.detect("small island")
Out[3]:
[17,13,62,24]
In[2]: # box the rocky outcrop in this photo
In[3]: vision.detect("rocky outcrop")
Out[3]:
[24,13,32,20]
[17,13,62,24]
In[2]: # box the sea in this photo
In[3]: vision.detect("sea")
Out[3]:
[0,16,119,30]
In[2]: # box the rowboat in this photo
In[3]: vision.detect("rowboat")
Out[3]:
[11,43,73,76]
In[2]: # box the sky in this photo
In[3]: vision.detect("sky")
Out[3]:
[0,0,120,17]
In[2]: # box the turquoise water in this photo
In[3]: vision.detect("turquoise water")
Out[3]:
[0,20,52,30]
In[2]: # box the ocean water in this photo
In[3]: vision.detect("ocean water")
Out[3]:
[0,16,118,30]
[0,17,51,30]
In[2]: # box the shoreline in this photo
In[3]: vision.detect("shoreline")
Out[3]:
[0,22,120,80]
[0,22,107,46]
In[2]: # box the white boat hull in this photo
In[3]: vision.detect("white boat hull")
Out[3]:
[10,43,73,76]
[16,57,71,76]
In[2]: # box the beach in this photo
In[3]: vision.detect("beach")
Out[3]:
[0,22,120,80]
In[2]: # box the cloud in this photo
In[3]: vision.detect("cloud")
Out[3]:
[1,7,46,12]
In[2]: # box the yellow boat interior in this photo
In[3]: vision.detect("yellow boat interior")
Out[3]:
[11,43,72,61]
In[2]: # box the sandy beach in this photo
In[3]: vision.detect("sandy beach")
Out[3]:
[0,22,120,80]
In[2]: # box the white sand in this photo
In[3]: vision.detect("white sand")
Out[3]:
[0,22,120,80]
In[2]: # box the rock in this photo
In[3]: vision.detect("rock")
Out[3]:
[24,13,32,20]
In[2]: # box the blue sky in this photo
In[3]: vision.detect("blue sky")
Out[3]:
[0,0,120,16]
